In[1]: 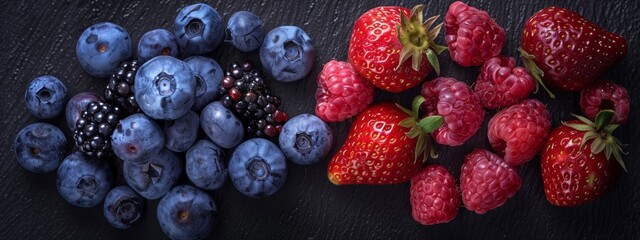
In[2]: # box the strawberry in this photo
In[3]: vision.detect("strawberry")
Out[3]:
[520,6,628,95]
[348,5,447,93]
[541,110,626,207]
[460,149,521,214]
[410,164,460,225]
[315,60,375,122]
[580,80,629,124]
[487,99,551,166]
[327,99,443,185]
[420,77,484,146]
[474,56,536,109]
[444,1,506,67]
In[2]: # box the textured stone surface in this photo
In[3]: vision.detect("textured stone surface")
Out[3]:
[1,1,638,239]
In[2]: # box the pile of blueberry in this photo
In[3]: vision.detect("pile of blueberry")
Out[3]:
[13,3,332,239]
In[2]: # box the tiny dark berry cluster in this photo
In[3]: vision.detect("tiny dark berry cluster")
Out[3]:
[104,60,141,115]
[219,60,288,138]
[73,101,122,159]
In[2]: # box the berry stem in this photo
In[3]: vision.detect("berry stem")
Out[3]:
[519,48,555,99]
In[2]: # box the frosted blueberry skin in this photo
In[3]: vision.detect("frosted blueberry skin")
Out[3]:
[138,29,179,63]
[76,22,132,77]
[123,148,183,200]
[14,123,67,173]
[135,56,196,120]
[279,114,333,165]
[157,184,216,240]
[56,151,113,208]
[174,3,224,55]
[200,101,244,149]
[25,75,68,119]
[103,186,145,229]
[163,110,199,152]
[186,140,227,191]
[65,92,104,131]
[260,26,315,82]
[229,138,287,198]
[225,11,264,52]
[111,113,165,164]
[184,56,223,111]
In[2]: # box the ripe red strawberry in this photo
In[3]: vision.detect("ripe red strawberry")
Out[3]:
[488,99,551,166]
[444,1,506,67]
[315,60,374,122]
[541,110,626,206]
[474,56,536,109]
[460,149,521,214]
[410,164,460,225]
[580,80,629,124]
[520,6,628,94]
[328,100,443,185]
[420,77,484,146]
[348,5,447,93]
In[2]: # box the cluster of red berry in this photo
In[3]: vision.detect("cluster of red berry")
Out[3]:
[313,2,630,225]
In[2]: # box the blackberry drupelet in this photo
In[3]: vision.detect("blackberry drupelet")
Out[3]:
[219,60,288,138]
[105,60,141,115]
[74,101,122,159]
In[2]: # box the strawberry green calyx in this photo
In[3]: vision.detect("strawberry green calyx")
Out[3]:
[395,4,447,75]
[396,95,443,162]
[518,47,555,99]
[565,110,627,171]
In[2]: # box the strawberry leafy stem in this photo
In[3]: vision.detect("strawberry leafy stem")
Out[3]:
[565,110,628,172]
[518,47,555,99]
[396,95,443,163]
[395,4,447,75]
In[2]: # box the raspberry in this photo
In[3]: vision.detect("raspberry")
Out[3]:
[410,164,460,225]
[315,60,374,122]
[580,80,630,124]
[488,99,551,166]
[444,1,506,67]
[460,149,521,214]
[474,56,535,109]
[420,77,484,146]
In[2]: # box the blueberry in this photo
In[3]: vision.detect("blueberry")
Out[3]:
[229,138,287,198]
[184,56,223,111]
[123,148,182,200]
[76,22,132,77]
[225,11,264,52]
[24,75,68,119]
[138,29,179,63]
[56,152,113,208]
[65,92,104,131]
[200,101,244,149]
[163,110,199,152]
[278,114,333,165]
[157,184,216,240]
[14,123,67,173]
[112,113,164,164]
[103,186,144,229]
[174,3,224,55]
[135,56,196,120]
[259,26,314,82]
[186,140,227,191]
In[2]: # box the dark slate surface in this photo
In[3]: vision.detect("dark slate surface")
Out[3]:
[1,1,639,239]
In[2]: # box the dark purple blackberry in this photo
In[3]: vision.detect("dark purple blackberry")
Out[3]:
[74,101,122,159]
[105,60,140,115]
[219,60,288,138]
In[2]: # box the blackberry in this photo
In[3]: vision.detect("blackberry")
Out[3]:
[219,60,288,138]
[74,101,122,159]
[105,60,141,115]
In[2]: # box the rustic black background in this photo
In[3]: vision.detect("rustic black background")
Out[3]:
[2,0,639,239]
